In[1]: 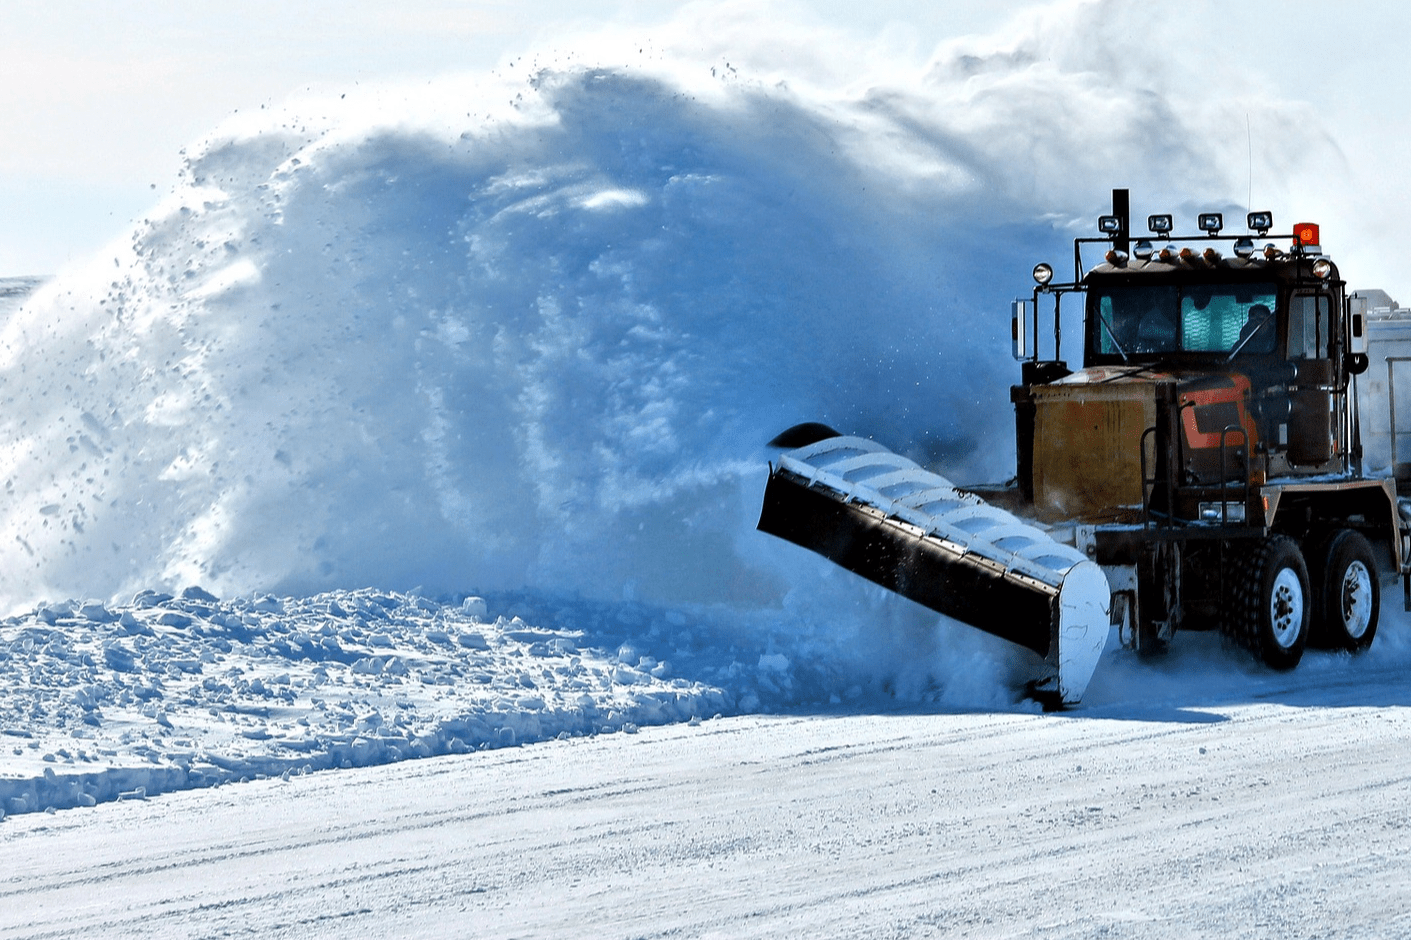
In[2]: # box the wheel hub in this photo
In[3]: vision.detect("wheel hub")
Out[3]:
[1269,568,1304,649]
[1340,560,1373,640]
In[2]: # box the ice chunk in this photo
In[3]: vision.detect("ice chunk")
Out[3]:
[757,653,790,672]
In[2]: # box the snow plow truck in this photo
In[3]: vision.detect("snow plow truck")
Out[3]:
[759,189,1411,706]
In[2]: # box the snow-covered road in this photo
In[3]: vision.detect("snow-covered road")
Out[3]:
[7,682,1411,939]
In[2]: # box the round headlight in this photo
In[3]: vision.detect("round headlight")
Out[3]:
[1233,237,1255,259]
[1133,239,1154,260]
[1032,263,1054,285]
[1312,258,1332,279]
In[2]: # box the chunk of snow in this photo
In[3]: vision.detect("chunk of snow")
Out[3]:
[758,653,790,672]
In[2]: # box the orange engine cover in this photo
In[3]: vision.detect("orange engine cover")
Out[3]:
[1176,373,1259,483]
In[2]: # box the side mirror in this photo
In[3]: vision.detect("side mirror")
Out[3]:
[1348,303,1369,355]
[1012,299,1033,360]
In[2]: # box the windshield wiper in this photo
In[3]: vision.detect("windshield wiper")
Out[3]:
[1098,364,1158,384]
[1098,314,1130,363]
[1225,307,1278,362]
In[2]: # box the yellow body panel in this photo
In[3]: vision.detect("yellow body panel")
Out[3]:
[1031,378,1156,522]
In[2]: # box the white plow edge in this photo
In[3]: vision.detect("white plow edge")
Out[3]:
[1055,561,1111,704]
[780,436,1111,704]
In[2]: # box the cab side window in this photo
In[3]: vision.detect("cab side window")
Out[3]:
[1287,293,1331,359]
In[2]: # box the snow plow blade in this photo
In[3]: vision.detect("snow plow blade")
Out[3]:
[758,435,1110,705]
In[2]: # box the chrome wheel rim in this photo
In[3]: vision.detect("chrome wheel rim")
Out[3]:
[1270,568,1304,649]
[1341,560,1374,640]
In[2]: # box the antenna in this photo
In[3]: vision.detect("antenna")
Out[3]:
[1246,113,1253,214]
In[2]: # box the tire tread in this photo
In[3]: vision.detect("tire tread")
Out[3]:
[1223,534,1307,670]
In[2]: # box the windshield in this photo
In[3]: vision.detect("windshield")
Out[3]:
[1092,283,1278,358]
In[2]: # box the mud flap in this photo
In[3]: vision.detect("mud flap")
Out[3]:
[758,436,1109,705]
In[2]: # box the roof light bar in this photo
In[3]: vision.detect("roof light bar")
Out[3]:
[1147,214,1172,235]
[1097,215,1122,235]
[1198,212,1223,234]
[1247,210,1273,234]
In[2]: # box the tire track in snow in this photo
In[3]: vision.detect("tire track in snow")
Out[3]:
[7,703,1411,939]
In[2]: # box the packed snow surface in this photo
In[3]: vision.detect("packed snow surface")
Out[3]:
[9,692,1411,939]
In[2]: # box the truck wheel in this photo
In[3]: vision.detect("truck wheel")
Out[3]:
[1310,529,1379,653]
[1229,535,1309,670]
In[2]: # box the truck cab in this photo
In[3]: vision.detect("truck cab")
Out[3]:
[1012,192,1402,667]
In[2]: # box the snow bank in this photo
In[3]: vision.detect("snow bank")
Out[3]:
[0,588,733,816]
[0,582,1030,816]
